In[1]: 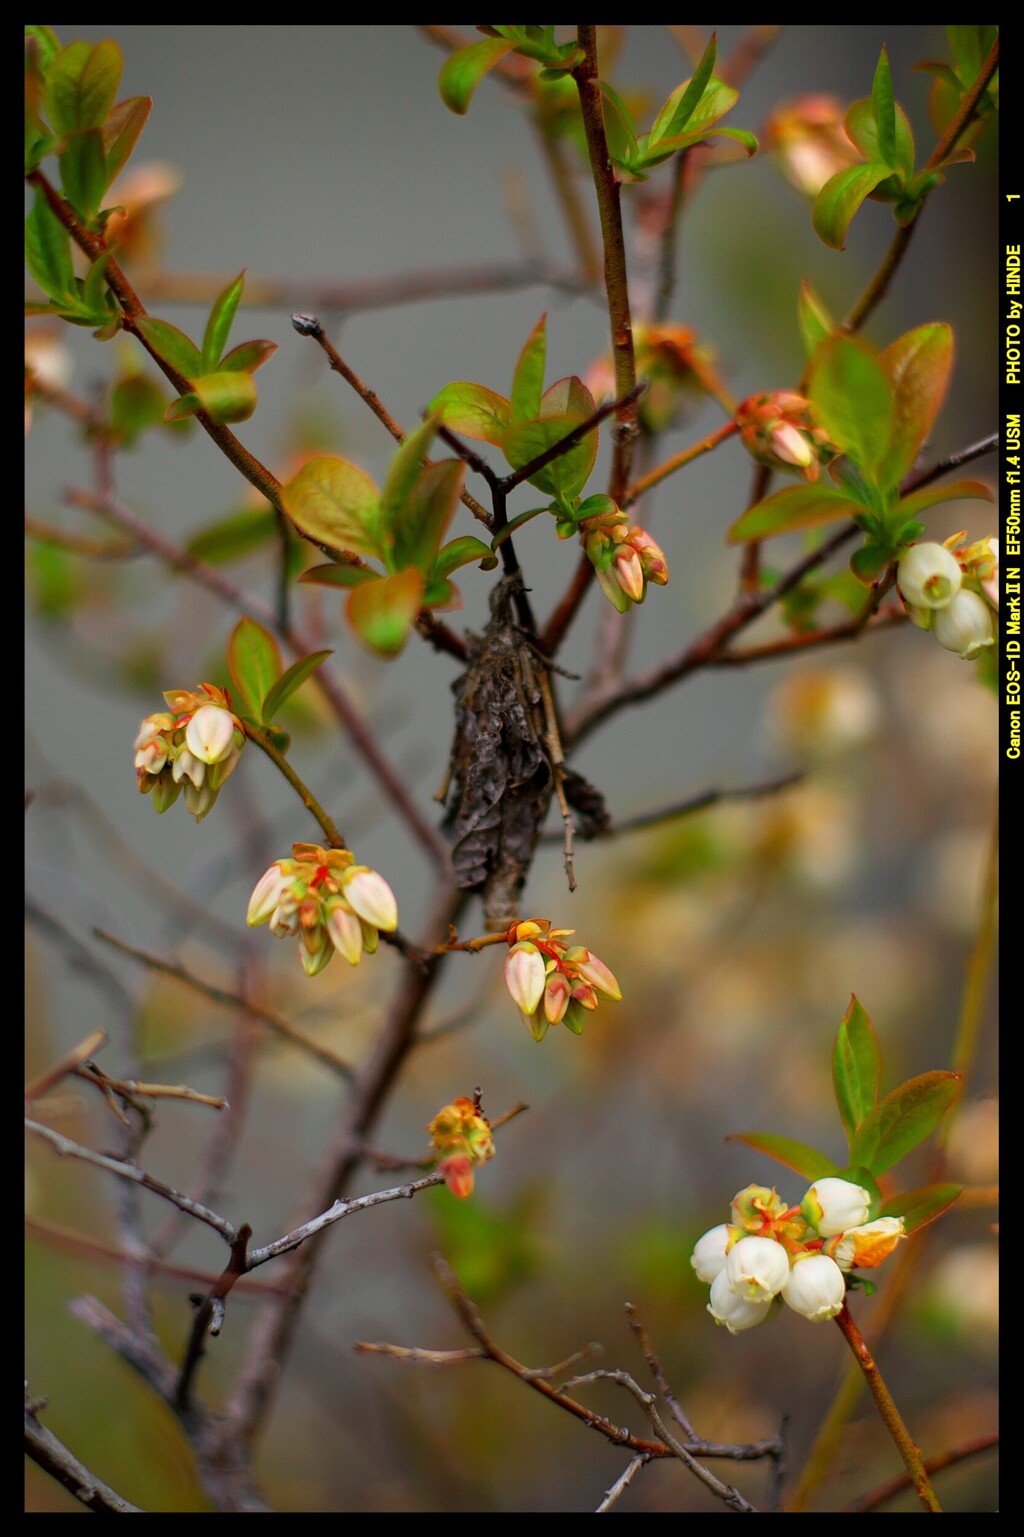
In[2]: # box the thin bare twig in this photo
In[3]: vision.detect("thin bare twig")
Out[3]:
[541,770,804,843]
[93,928,355,1080]
[25,1386,144,1514]
[596,1453,649,1512]
[26,1119,238,1242]
[849,1433,998,1513]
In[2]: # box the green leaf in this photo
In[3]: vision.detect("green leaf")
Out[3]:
[845,98,915,187]
[895,478,993,521]
[598,81,639,167]
[186,506,278,564]
[434,535,499,580]
[797,280,835,360]
[511,313,547,426]
[59,127,108,220]
[219,338,277,374]
[261,650,333,724]
[201,270,246,374]
[347,569,424,657]
[438,38,516,115]
[135,316,202,380]
[879,1182,962,1236]
[727,485,867,543]
[380,414,439,536]
[849,1072,962,1177]
[81,251,113,318]
[503,414,597,500]
[948,26,997,89]
[165,370,257,425]
[649,34,718,144]
[281,457,382,559]
[832,995,881,1145]
[390,459,465,572]
[45,40,123,135]
[870,47,897,169]
[228,615,282,717]
[298,561,379,589]
[809,336,894,483]
[727,1131,836,1181]
[25,189,74,300]
[429,381,511,447]
[876,324,953,491]
[812,162,893,249]
[101,95,152,185]
[639,123,755,168]
[109,372,171,445]
[25,26,61,73]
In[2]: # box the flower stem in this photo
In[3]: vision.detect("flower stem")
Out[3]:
[833,1304,942,1512]
[243,724,344,849]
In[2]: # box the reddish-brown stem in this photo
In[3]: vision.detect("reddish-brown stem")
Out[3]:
[850,1434,998,1513]
[622,421,738,508]
[842,36,999,335]
[833,1305,942,1512]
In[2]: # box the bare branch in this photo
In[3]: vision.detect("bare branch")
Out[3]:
[596,1453,649,1513]
[26,1118,238,1242]
[25,1386,144,1514]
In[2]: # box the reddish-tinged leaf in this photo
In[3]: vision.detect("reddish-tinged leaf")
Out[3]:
[298,562,377,589]
[833,995,881,1145]
[347,569,424,658]
[201,270,246,374]
[228,615,282,717]
[261,650,333,724]
[727,485,866,543]
[896,479,993,520]
[135,316,201,380]
[726,1131,836,1180]
[429,381,511,446]
[102,96,151,184]
[812,162,893,250]
[434,535,499,580]
[281,457,382,559]
[879,1183,962,1235]
[439,37,516,115]
[877,324,953,491]
[219,338,277,374]
[809,336,893,481]
[850,1072,962,1177]
[511,314,547,426]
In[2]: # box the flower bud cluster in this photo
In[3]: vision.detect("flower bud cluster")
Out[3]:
[692,1179,905,1334]
[427,1096,496,1199]
[247,841,398,976]
[566,507,669,614]
[133,685,245,823]
[735,392,835,483]
[896,537,998,661]
[504,919,621,1041]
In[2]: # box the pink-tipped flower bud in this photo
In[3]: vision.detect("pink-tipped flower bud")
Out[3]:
[185,704,237,765]
[325,900,365,965]
[564,947,621,1000]
[543,971,573,1025]
[247,864,291,926]
[505,942,546,1016]
[614,546,646,603]
[342,867,398,932]
[802,1177,871,1238]
[782,1252,846,1320]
